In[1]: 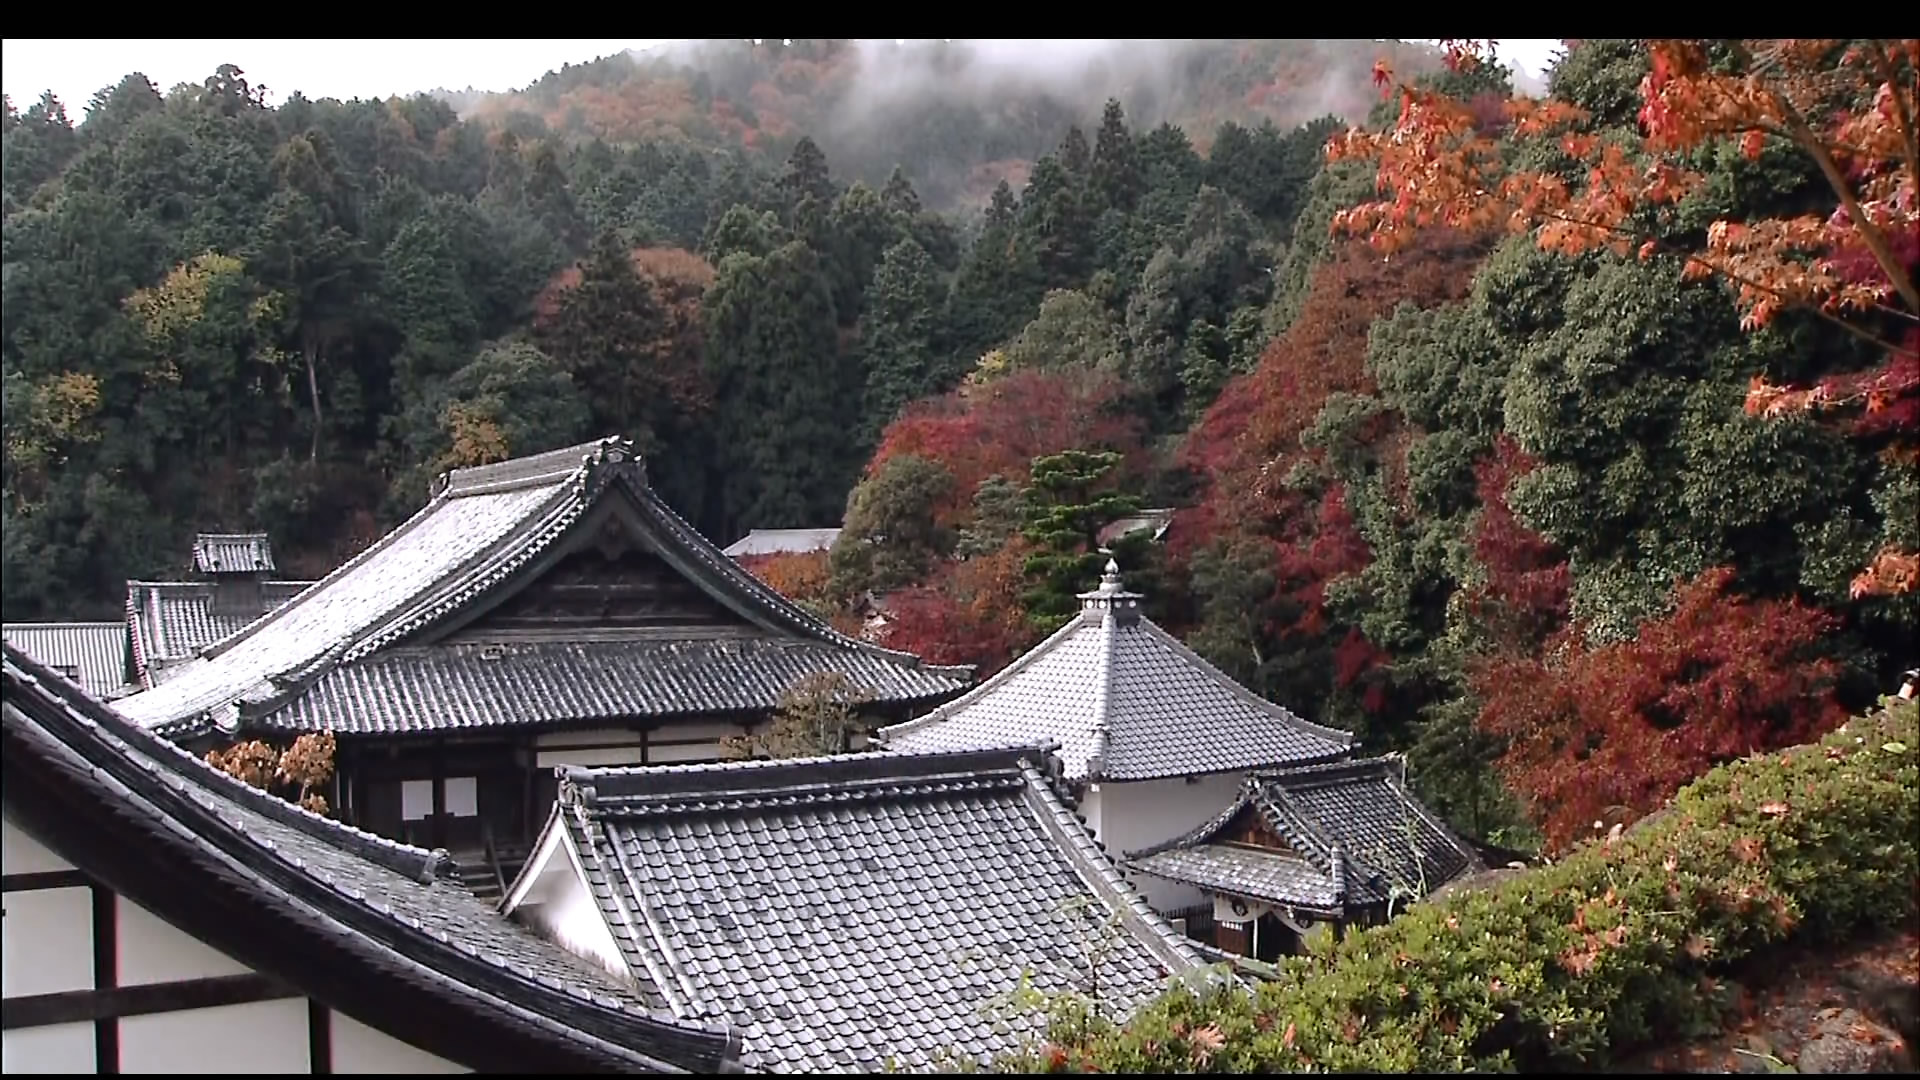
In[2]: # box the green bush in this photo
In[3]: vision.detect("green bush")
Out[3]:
[992,697,1919,1073]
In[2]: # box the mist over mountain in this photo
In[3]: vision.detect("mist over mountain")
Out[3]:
[440,38,1448,209]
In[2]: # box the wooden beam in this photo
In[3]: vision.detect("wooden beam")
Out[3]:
[0,869,91,892]
[3,972,302,1030]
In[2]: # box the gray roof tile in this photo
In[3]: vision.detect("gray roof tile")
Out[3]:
[1125,755,1484,912]
[192,532,277,574]
[721,529,842,557]
[3,646,740,1072]
[546,746,1209,1073]
[1,622,131,700]
[126,580,311,681]
[113,438,969,738]
[255,639,961,735]
[879,565,1351,780]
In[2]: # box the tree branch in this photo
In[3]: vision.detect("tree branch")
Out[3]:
[1771,89,1920,316]
[1865,40,1920,204]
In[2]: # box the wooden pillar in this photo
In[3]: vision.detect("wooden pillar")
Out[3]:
[1216,922,1250,958]
[430,739,446,851]
[521,735,536,846]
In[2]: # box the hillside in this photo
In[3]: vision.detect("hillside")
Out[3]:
[3,38,1915,872]
[444,39,1448,210]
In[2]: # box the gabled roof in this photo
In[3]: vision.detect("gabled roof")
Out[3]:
[1,644,744,1073]
[1125,755,1484,914]
[722,528,842,558]
[125,579,312,688]
[112,437,970,738]
[509,745,1208,1073]
[877,563,1352,781]
[1096,507,1176,548]
[193,531,277,574]
[1,622,133,700]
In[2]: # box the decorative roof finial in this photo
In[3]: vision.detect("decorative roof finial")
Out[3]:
[1078,554,1143,623]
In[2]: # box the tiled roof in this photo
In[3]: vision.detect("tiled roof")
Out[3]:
[721,528,842,557]
[112,437,969,738]
[192,531,277,573]
[1125,755,1484,912]
[2,645,742,1073]
[125,580,311,683]
[1129,844,1341,910]
[878,563,1351,781]
[254,638,969,735]
[539,746,1208,1072]
[1096,508,1176,548]
[1,622,131,700]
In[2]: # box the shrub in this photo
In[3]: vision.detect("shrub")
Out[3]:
[989,697,1919,1073]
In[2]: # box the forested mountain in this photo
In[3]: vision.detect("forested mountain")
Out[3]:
[444,39,1448,211]
[4,39,1912,857]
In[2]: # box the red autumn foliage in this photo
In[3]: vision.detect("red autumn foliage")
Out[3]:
[1336,38,1920,596]
[736,550,833,606]
[1467,435,1574,650]
[870,369,1144,528]
[1181,229,1491,527]
[874,544,1038,676]
[533,245,716,327]
[1473,565,1846,852]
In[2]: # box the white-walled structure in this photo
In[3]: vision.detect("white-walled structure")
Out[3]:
[2,646,744,1074]
[879,561,1356,914]
[501,747,1207,1073]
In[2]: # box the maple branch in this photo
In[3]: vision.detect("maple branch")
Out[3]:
[1865,40,1920,202]
[1765,78,1920,316]
[1525,204,1920,358]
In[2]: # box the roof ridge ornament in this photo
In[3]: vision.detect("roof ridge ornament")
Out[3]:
[1077,555,1143,625]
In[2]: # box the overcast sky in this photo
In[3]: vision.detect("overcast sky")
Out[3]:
[2,38,1567,115]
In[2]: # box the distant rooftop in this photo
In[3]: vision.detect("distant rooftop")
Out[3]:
[1096,507,1176,548]
[192,532,276,574]
[721,528,842,558]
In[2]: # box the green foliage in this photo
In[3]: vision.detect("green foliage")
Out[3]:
[829,454,957,601]
[1019,450,1143,632]
[721,671,877,760]
[993,697,1920,1073]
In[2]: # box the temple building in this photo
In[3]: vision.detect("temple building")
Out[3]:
[126,532,313,689]
[878,561,1355,911]
[111,437,972,890]
[502,745,1208,1072]
[1124,755,1488,960]
[2,646,743,1073]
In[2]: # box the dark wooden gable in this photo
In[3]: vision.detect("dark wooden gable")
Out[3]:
[1218,802,1298,856]
[446,505,765,642]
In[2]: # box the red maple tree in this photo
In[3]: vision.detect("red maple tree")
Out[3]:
[1473,565,1846,851]
[870,369,1143,528]
[1331,38,1920,597]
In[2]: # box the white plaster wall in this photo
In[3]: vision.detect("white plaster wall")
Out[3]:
[1078,786,1105,842]
[2,886,94,997]
[535,745,649,768]
[1,1021,95,1073]
[330,1010,470,1074]
[1098,773,1246,913]
[645,740,727,764]
[515,857,627,982]
[116,898,251,986]
[119,997,310,1073]
[2,817,75,873]
[534,728,642,749]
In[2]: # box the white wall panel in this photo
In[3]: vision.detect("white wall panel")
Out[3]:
[119,997,309,1073]
[1,817,75,874]
[2,886,93,997]
[329,1009,470,1074]
[535,746,650,768]
[116,898,252,986]
[1,1021,95,1073]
